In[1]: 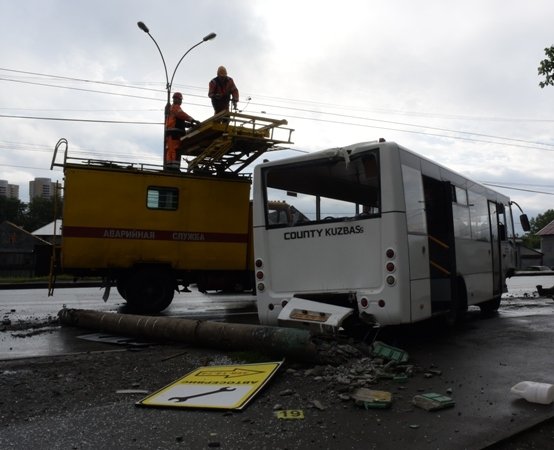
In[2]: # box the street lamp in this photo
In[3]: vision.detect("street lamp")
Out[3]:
[137,21,216,164]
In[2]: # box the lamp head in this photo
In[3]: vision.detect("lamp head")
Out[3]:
[203,32,217,41]
[137,21,149,33]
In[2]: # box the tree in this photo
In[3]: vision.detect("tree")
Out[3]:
[529,209,554,234]
[538,46,554,88]
[21,196,63,232]
[522,209,554,249]
[0,197,26,225]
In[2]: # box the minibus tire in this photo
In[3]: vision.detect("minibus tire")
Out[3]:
[479,296,501,315]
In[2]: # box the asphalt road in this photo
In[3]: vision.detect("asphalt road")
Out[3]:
[0,285,258,360]
[2,276,554,360]
[2,307,554,449]
[2,277,554,449]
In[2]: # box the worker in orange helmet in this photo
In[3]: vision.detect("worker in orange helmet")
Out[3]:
[208,66,239,114]
[164,92,200,169]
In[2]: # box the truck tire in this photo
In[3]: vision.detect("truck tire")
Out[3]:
[125,268,175,314]
[116,277,128,300]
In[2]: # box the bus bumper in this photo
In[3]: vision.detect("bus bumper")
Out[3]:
[277,298,353,333]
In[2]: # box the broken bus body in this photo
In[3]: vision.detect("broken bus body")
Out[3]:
[252,140,529,332]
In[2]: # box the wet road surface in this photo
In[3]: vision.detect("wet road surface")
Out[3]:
[1,275,553,361]
[2,275,554,449]
[0,286,257,360]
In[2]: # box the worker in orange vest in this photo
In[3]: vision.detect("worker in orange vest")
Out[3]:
[208,66,239,114]
[164,92,200,169]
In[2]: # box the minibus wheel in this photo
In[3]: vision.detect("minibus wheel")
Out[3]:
[479,296,501,315]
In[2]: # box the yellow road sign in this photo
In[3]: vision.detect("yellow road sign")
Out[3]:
[137,361,283,410]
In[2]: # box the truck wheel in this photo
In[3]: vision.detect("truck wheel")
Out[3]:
[125,268,175,314]
[116,277,129,300]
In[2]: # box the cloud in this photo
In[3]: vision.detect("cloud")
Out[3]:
[0,0,553,220]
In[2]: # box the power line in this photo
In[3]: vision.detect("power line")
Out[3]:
[278,113,554,152]
[2,67,554,161]
[0,67,164,93]
[0,163,60,172]
[1,109,551,152]
[0,107,160,112]
[481,180,554,188]
[5,66,554,124]
[0,77,163,102]
[3,68,554,150]
[0,113,160,125]
[258,103,554,149]
[482,183,554,196]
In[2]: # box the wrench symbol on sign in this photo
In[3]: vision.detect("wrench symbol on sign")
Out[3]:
[168,386,237,403]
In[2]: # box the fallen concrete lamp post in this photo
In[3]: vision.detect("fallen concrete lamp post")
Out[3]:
[58,308,321,362]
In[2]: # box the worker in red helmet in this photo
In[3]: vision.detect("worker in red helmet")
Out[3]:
[208,66,239,114]
[164,92,200,169]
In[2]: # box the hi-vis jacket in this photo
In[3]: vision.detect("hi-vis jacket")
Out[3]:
[165,104,194,130]
[208,76,239,113]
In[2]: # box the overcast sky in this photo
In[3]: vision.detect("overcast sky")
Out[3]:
[1,0,553,228]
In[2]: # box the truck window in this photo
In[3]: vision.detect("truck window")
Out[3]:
[147,186,179,210]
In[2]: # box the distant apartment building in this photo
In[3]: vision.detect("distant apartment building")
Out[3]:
[29,177,57,200]
[0,179,20,199]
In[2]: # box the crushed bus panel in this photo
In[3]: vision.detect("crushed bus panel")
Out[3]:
[277,298,354,334]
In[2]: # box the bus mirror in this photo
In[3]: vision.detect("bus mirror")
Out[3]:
[520,214,530,232]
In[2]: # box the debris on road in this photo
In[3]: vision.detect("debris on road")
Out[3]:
[310,399,326,410]
[511,381,554,404]
[352,388,392,409]
[371,341,409,363]
[77,332,152,347]
[413,392,455,411]
[115,389,150,395]
[57,308,461,415]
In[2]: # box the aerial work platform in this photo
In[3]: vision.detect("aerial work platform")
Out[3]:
[178,111,294,173]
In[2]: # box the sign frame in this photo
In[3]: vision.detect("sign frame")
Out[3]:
[137,361,283,410]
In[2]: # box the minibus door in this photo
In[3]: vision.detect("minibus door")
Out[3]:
[488,201,502,296]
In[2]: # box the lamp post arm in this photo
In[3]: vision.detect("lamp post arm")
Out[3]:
[144,32,170,92]
[168,32,216,93]
[146,33,171,120]
[169,40,204,93]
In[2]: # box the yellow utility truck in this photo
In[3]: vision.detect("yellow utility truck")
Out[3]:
[50,112,293,313]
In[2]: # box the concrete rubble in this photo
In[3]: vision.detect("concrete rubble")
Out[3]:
[56,307,449,414]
